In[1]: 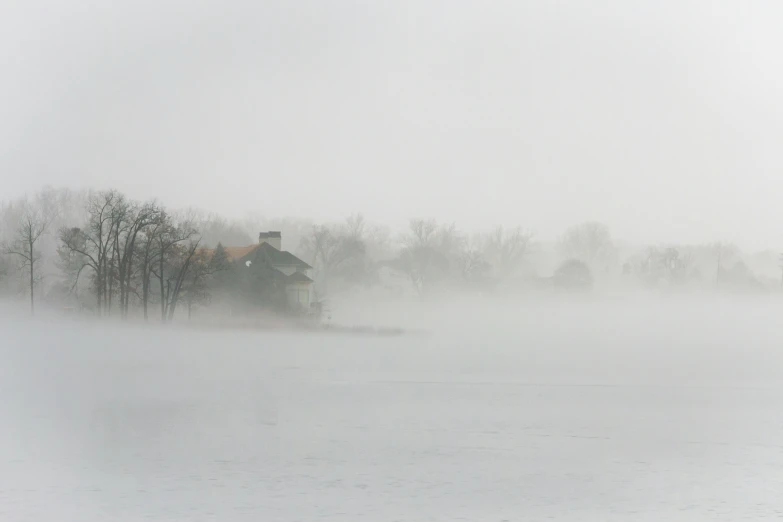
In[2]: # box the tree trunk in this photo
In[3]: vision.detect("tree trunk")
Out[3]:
[107,250,116,316]
[159,252,166,322]
[167,295,177,322]
[29,238,35,317]
[123,255,133,318]
[96,263,102,316]
[120,231,141,319]
[103,257,108,314]
[142,274,148,320]
[118,258,126,319]
[166,248,197,322]
[142,265,149,321]
[165,280,174,321]
[141,246,153,321]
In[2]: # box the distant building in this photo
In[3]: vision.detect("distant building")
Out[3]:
[216,232,316,312]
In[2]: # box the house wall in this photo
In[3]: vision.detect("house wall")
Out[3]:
[286,283,312,310]
[276,265,298,276]
[275,265,312,278]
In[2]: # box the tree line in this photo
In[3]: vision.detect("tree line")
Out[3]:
[0,187,779,318]
[2,189,228,319]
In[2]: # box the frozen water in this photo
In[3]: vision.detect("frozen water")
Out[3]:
[2,297,783,521]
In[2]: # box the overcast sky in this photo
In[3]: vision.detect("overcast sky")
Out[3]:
[2,1,782,248]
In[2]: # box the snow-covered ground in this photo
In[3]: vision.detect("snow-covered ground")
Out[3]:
[3,297,783,521]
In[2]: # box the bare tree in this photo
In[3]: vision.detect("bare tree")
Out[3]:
[708,242,739,287]
[114,202,160,318]
[148,216,198,322]
[182,243,230,320]
[137,217,165,321]
[105,194,131,314]
[57,190,121,315]
[403,219,438,249]
[2,205,49,315]
[162,239,201,321]
[364,223,392,261]
[638,246,694,286]
[189,210,253,248]
[459,249,491,286]
[299,221,366,291]
[343,213,366,241]
[553,258,593,290]
[397,219,466,294]
[478,226,533,276]
[559,222,613,266]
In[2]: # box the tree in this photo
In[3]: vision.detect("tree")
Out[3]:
[459,249,492,287]
[190,211,253,248]
[343,213,366,241]
[136,214,166,321]
[397,219,466,294]
[708,242,739,287]
[114,202,161,318]
[57,191,179,319]
[638,246,694,286]
[0,255,9,282]
[553,258,593,290]
[560,222,613,267]
[2,204,49,315]
[404,218,438,249]
[0,188,89,304]
[363,223,392,261]
[478,226,533,277]
[182,242,230,320]
[161,239,201,321]
[299,219,366,291]
[57,190,122,315]
[149,216,199,322]
[721,260,763,291]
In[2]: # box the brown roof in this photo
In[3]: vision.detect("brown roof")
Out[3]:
[222,245,260,261]
[200,243,312,269]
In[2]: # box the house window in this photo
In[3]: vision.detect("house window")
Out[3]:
[288,288,309,304]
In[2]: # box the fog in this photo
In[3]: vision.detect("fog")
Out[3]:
[3,297,783,520]
[3,1,783,247]
[4,0,783,520]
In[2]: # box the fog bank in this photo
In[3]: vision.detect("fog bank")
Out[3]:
[3,297,783,520]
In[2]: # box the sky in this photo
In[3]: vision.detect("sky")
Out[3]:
[1,1,783,249]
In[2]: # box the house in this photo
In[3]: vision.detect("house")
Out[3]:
[220,232,316,312]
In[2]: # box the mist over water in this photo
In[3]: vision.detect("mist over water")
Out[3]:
[3,297,783,521]
[4,0,783,519]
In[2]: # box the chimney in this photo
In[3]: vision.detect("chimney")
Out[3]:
[259,231,282,250]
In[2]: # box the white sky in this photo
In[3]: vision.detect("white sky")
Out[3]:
[2,1,783,249]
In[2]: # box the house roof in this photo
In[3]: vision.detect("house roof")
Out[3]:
[285,271,313,284]
[255,242,312,269]
[201,242,313,270]
[227,242,312,269]
[222,245,260,261]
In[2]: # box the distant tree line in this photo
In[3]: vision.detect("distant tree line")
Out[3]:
[0,187,779,319]
[55,190,232,321]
